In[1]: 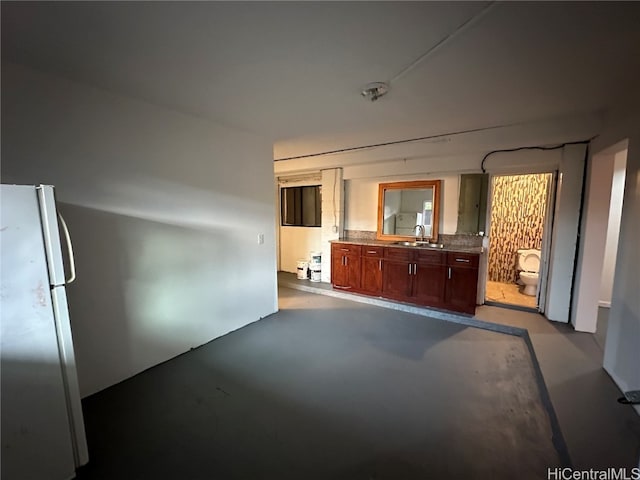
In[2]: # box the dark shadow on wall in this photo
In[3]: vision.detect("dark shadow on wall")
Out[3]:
[58,202,239,398]
[58,203,134,398]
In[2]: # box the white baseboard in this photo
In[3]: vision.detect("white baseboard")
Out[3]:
[598,300,611,308]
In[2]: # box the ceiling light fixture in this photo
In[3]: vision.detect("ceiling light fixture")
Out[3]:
[361,82,389,102]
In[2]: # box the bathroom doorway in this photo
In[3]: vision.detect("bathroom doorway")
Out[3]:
[485,173,555,311]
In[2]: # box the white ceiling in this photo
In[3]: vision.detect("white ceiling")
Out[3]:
[2,1,640,158]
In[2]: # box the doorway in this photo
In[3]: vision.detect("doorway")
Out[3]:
[594,149,627,347]
[485,173,554,311]
[572,140,628,335]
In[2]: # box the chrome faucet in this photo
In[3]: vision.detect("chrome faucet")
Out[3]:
[414,225,425,242]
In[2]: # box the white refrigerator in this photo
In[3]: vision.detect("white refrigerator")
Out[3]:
[1,185,89,480]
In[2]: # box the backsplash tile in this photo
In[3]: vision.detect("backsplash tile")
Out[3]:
[439,234,483,248]
[343,230,377,241]
[343,230,483,248]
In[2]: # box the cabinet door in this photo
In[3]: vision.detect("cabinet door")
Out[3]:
[345,253,361,290]
[445,266,479,314]
[382,260,412,299]
[331,253,348,288]
[414,263,447,305]
[361,256,383,295]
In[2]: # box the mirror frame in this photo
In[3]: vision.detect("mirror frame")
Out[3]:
[376,180,442,242]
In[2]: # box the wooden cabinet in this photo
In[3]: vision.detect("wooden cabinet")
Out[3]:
[331,243,362,291]
[382,248,447,306]
[414,250,447,306]
[331,242,479,315]
[444,252,479,314]
[361,246,383,295]
[382,247,413,300]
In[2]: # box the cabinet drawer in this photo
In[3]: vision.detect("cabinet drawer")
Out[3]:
[332,243,362,255]
[362,246,383,257]
[384,247,412,262]
[447,252,479,268]
[416,249,445,265]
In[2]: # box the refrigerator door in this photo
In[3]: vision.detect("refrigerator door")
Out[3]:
[37,185,88,466]
[37,185,67,287]
[51,284,89,467]
[1,185,77,479]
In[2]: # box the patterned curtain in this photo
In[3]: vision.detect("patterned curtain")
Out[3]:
[488,174,550,283]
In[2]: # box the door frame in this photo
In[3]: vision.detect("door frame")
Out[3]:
[484,171,556,312]
[537,171,558,313]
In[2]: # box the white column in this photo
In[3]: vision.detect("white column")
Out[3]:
[570,151,615,332]
[599,152,627,306]
[320,168,344,283]
[546,144,587,322]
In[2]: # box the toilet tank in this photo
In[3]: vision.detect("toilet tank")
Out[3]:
[517,249,541,272]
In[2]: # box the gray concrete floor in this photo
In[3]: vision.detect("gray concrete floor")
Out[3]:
[280,273,640,470]
[76,286,596,480]
[594,306,609,351]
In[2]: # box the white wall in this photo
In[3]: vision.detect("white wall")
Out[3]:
[1,63,278,396]
[344,174,460,235]
[600,151,627,306]
[590,102,640,416]
[279,227,322,273]
[319,168,344,282]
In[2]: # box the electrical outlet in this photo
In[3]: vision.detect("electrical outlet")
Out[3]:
[332,225,338,233]
[258,233,264,245]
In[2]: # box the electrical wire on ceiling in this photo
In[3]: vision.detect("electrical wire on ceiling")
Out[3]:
[389,1,496,85]
[480,139,596,173]
[361,1,497,102]
[274,121,516,162]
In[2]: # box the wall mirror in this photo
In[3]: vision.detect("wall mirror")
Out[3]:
[457,173,489,234]
[377,180,441,241]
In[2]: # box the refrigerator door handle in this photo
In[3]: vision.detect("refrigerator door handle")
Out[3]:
[58,213,77,284]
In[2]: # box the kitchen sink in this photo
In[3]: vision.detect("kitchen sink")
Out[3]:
[394,241,444,248]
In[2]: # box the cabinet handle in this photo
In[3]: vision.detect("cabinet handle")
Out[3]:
[413,263,417,275]
[341,248,349,252]
[345,256,348,266]
[367,250,377,254]
[408,264,412,275]
[342,256,346,266]
[379,259,382,270]
[448,267,452,279]
[455,258,470,263]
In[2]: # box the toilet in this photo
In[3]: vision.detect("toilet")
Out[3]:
[517,249,541,296]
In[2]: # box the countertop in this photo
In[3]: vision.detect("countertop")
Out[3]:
[330,238,484,255]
